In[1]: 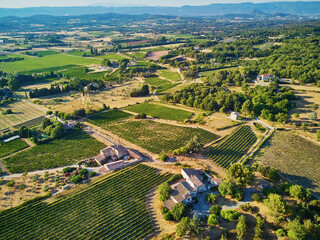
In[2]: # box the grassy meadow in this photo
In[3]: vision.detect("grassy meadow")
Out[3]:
[158,70,181,82]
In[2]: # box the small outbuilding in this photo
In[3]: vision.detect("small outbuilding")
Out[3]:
[230,112,240,121]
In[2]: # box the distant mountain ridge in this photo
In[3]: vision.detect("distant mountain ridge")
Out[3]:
[0,2,319,18]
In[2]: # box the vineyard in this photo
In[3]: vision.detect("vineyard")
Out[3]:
[0,164,170,240]
[105,120,218,154]
[87,109,132,126]
[125,102,193,122]
[3,130,105,173]
[0,139,29,158]
[205,125,256,168]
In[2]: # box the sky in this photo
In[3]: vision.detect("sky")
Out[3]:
[0,0,319,8]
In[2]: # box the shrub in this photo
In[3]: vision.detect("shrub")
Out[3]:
[209,205,222,216]
[239,203,252,212]
[71,175,82,184]
[89,171,97,177]
[63,167,76,174]
[164,212,174,221]
[44,171,49,181]
[166,174,182,184]
[206,193,218,203]
[158,182,171,201]
[276,229,286,237]
[207,214,219,226]
[43,184,49,192]
[289,185,311,201]
[6,179,15,187]
[134,113,147,119]
[19,184,25,191]
[264,193,287,214]
[171,203,188,221]
[79,169,89,177]
[32,175,39,182]
[221,210,239,221]
[252,193,262,202]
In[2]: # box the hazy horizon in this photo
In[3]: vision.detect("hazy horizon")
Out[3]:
[1,0,320,8]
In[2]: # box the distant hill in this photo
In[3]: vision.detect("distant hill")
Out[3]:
[0,2,319,18]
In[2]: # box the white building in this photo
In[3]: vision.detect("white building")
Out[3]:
[257,74,274,82]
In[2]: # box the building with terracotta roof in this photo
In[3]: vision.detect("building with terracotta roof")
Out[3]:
[170,181,196,204]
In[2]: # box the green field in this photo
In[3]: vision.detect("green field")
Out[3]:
[0,139,29,158]
[0,164,169,240]
[126,52,146,59]
[86,109,132,126]
[144,77,178,93]
[0,54,101,73]
[158,70,181,82]
[61,67,109,81]
[97,53,128,60]
[125,103,193,121]
[0,100,46,130]
[105,120,218,154]
[205,125,257,168]
[2,130,105,173]
[255,131,320,195]
[20,65,77,74]
[145,77,171,86]
[23,50,59,57]
[200,67,238,77]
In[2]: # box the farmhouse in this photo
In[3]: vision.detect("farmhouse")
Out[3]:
[230,111,240,120]
[94,145,144,166]
[170,181,196,204]
[256,74,274,82]
[181,168,206,192]
[99,160,125,173]
[64,120,77,129]
[258,179,271,190]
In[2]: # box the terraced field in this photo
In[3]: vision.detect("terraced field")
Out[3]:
[105,119,218,154]
[205,125,257,168]
[0,100,46,130]
[0,164,170,240]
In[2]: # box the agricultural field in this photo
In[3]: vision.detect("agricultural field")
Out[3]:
[0,139,29,158]
[20,65,77,74]
[255,130,320,195]
[0,164,170,240]
[0,54,101,73]
[86,109,132,126]
[96,53,128,60]
[22,50,59,57]
[105,120,218,154]
[158,70,181,82]
[125,52,146,59]
[199,67,238,78]
[125,102,193,122]
[2,130,105,173]
[205,125,257,168]
[60,67,109,81]
[0,100,46,130]
[144,77,178,93]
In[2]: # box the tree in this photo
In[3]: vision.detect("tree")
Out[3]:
[289,185,311,201]
[226,163,254,187]
[185,135,203,153]
[252,193,262,202]
[218,180,236,197]
[50,122,65,139]
[7,76,19,90]
[189,213,201,235]
[209,205,222,215]
[158,182,171,201]
[287,219,308,240]
[71,175,82,184]
[241,100,251,116]
[264,193,287,214]
[206,193,218,203]
[42,118,53,130]
[254,216,265,240]
[207,214,219,226]
[236,215,247,240]
[6,179,15,187]
[221,210,239,221]
[176,217,191,237]
[171,203,188,221]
